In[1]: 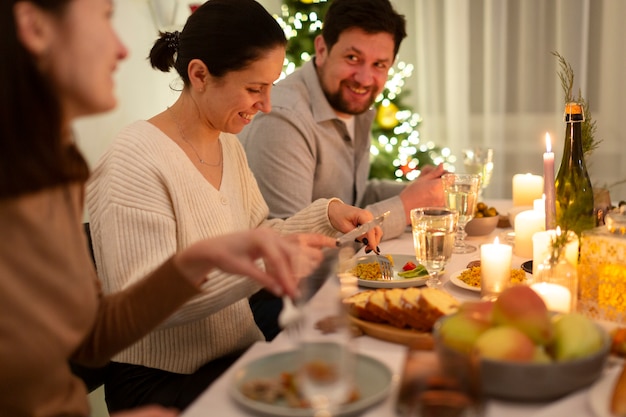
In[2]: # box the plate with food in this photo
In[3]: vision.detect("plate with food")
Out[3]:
[352,254,429,288]
[230,348,392,417]
[449,267,528,292]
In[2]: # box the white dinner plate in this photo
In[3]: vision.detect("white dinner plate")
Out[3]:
[588,365,622,417]
[230,348,392,417]
[449,269,480,292]
[355,254,429,288]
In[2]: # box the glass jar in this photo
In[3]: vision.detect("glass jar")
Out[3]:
[531,247,578,313]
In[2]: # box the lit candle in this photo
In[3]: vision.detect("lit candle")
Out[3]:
[543,133,556,229]
[514,209,545,258]
[480,237,513,301]
[532,228,579,275]
[530,282,572,313]
[512,173,544,207]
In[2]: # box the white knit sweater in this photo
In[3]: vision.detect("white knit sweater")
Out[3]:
[86,120,338,373]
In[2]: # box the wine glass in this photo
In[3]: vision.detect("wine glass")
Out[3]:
[442,173,481,254]
[297,248,356,416]
[410,207,458,288]
[463,148,494,199]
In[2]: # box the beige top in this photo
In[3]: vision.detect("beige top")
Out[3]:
[87,121,338,373]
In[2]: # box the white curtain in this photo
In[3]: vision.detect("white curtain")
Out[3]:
[394,0,626,201]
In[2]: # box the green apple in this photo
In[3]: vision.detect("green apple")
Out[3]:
[551,313,605,361]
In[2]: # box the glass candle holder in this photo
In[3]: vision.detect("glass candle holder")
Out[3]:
[530,249,578,313]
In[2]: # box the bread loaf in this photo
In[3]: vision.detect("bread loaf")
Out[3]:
[343,290,382,323]
[417,288,460,329]
[345,287,459,332]
[382,288,409,328]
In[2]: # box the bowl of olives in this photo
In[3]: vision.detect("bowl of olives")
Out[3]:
[466,202,499,236]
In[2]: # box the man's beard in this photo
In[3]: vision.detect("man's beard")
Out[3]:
[324,84,377,115]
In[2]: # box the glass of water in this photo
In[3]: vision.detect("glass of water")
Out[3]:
[463,148,494,199]
[442,173,481,254]
[297,248,356,415]
[410,207,458,288]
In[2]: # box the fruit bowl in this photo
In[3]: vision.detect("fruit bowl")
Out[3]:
[465,215,499,236]
[433,314,611,402]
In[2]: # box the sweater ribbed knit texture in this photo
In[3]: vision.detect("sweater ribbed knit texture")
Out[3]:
[87,120,338,373]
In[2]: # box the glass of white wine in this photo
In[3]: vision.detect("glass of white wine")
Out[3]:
[463,148,494,199]
[410,207,458,288]
[442,173,481,254]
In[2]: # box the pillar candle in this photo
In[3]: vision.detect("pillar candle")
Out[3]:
[480,237,513,301]
[514,209,545,258]
[543,133,556,229]
[534,195,546,212]
[512,173,544,207]
[531,229,579,275]
[530,282,572,313]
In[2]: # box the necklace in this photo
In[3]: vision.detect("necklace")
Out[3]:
[167,107,222,167]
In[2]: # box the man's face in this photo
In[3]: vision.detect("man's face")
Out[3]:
[314,27,395,117]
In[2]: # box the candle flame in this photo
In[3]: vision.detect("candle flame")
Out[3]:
[493,236,500,245]
[545,132,552,153]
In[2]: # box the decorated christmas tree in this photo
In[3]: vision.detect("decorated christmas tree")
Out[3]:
[275,0,453,181]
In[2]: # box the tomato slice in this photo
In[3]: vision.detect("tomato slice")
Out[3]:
[402,261,417,271]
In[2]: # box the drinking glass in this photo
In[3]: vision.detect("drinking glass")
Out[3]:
[463,148,494,199]
[442,173,481,254]
[297,248,356,416]
[410,207,458,288]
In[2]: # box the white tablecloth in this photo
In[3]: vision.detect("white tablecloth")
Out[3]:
[182,200,617,417]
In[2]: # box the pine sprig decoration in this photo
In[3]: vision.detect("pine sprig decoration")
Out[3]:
[548,228,574,262]
[552,51,602,157]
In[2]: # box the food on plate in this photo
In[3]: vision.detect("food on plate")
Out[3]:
[438,285,607,363]
[351,256,428,281]
[397,263,428,278]
[350,255,394,280]
[457,266,526,288]
[402,261,417,271]
[240,369,359,408]
[344,287,459,332]
[611,361,626,416]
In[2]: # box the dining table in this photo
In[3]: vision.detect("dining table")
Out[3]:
[182,199,621,417]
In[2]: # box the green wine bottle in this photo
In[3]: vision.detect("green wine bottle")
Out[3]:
[555,102,595,236]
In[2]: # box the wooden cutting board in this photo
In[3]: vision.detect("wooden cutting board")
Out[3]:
[349,315,434,350]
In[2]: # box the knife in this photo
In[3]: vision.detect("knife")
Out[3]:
[335,211,390,247]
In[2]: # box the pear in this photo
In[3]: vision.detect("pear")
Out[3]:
[473,326,536,362]
[551,313,605,361]
[437,312,491,354]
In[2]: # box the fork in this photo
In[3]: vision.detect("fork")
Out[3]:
[373,250,394,280]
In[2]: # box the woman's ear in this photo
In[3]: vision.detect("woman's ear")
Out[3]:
[13,1,54,56]
[187,59,209,93]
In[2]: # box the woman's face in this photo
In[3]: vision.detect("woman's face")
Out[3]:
[37,0,128,120]
[200,46,285,135]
